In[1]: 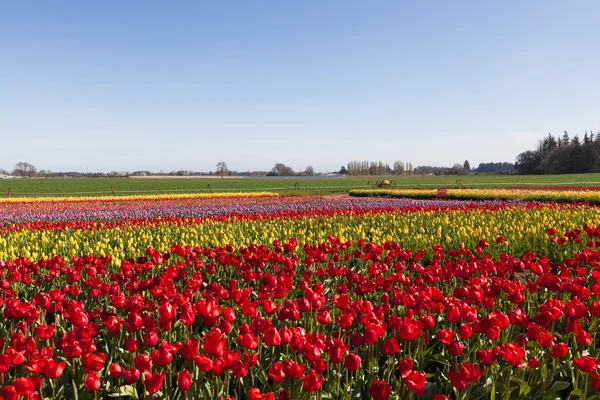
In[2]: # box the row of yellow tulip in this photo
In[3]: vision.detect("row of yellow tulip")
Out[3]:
[350,188,600,203]
[1,204,597,265]
[0,191,276,203]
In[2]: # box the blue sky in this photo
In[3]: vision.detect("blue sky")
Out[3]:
[1,1,599,173]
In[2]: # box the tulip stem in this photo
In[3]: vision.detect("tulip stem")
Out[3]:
[337,364,342,397]
[504,368,512,400]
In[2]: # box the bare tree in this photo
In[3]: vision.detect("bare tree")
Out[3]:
[38,169,54,178]
[14,162,37,178]
[304,166,315,176]
[271,163,295,176]
[216,161,229,178]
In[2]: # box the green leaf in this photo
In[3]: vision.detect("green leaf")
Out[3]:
[470,383,492,400]
[569,389,583,398]
[547,381,571,393]
[108,385,138,399]
[542,381,572,400]
[518,380,531,397]
[352,377,364,400]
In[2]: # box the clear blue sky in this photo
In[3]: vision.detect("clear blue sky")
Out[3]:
[1,1,599,173]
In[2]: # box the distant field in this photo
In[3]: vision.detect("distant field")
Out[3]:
[1,173,600,197]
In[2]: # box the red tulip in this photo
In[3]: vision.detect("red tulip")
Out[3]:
[344,354,361,371]
[549,342,568,359]
[194,354,212,372]
[283,360,304,379]
[152,347,174,367]
[178,369,192,391]
[204,328,227,357]
[268,361,286,382]
[398,358,414,379]
[502,342,525,367]
[461,362,483,383]
[84,373,101,391]
[398,318,423,342]
[459,324,473,340]
[2,386,17,400]
[82,352,107,373]
[125,337,139,353]
[103,316,123,336]
[144,371,166,395]
[143,329,159,347]
[134,354,152,373]
[316,309,332,325]
[403,370,427,395]
[0,354,11,373]
[14,377,36,396]
[528,357,540,369]
[233,360,249,377]
[302,370,324,392]
[124,368,141,384]
[448,341,464,356]
[369,380,392,400]
[437,329,455,346]
[109,363,124,379]
[382,337,400,355]
[238,333,259,350]
[34,324,55,340]
[42,359,66,379]
[449,371,468,390]
[263,327,281,347]
[574,356,598,373]
[592,372,600,391]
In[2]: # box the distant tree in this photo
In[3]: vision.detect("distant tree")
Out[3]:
[562,131,570,145]
[451,163,466,175]
[463,160,471,173]
[13,162,37,178]
[271,163,295,176]
[572,135,581,146]
[515,150,541,174]
[176,170,185,176]
[474,162,515,173]
[216,161,229,178]
[304,166,315,176]
[393,160,405,175]
[339,166,348,175]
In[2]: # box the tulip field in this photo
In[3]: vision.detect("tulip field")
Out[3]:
[3,193,600,399]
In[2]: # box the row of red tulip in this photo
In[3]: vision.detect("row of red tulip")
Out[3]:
[1,229,600,399]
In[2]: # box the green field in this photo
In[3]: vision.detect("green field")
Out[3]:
[2,173,600,197]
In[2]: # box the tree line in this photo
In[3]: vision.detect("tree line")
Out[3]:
[345,161,414,176]
[1,158,518,179]
[516,129,600,174]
